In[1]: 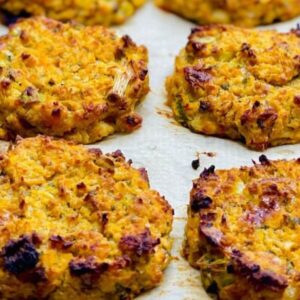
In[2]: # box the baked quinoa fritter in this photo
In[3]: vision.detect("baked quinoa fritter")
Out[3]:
[0,135,173,300]
[0,17,149,144]
[0,0,146,26]
[184,156,300,300]
[155,0,300,27]
[166,25,300,150]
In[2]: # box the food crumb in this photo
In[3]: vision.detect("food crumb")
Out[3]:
[191,159,200,170]
[156,108,174,119]
[192,152,216,170]
[200,151,216,157]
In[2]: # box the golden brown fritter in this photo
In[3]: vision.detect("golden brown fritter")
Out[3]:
[0,0,146,26]
[0,17,149,144]
[184,156,300,300]
[166,24,300,150]
[155,0,300,27]
[0,135,173,300]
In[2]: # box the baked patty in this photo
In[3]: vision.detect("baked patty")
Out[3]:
[0,135,173,299]
[155,0,300,27]
[0,0,146,26]
[0,17,149,144]
[184,156,300,300]
[166,24,300,150]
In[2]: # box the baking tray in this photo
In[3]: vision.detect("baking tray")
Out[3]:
[0,2,300,299]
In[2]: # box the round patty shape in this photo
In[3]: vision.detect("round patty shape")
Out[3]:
[0,17,149,144]
[184,156,300,300]
[0,136,173,300]
[0,0,146,26]
[166,24,300,150]
[155,0,300,27]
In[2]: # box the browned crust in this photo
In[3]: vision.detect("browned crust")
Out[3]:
[231,250,288,292]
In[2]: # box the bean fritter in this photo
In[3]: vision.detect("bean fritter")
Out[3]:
[0,136,173,299]
[0,0,146,26]
[184,156,300,300]
[166,25,300,150]
[0,17,149,144]
[156,0,300,27]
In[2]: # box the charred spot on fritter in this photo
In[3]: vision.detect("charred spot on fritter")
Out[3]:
[294,95,300,106]
[191,191,212,212]
[69,256,109,288]
[245,182,287,225]
[241,43,257,65]
[17,197,25,209]
[291,24,300,37]
[190,41,206,54]
[69,256,109,277]
[76,182,86,190]
[122,35,136,48]
[49,235,73,250]
[100,212,109,229]
[119,229,160,257]
[17,266,47,284]
[190,25,227,35]
[23,87,35,97]
[115,47,125,60]
[262,184,280,198]
[21,53,30,60]
[125,114,143,128]
[1,80,11,90]
[48,79,55,86]
[76,182,87,197]
[257,109,278,129]
[111,255,132,270]
[200,165,215,179]
[51,108,61,118]
[107,92,123,103]
[199,101,211,112]
[88,148,102,157]
[117,113,143,132]
[199,225,223,247]
[240,109,252,126]
[1,236,39,275]
[200,212,217,225]
[111,149,124,159]
[253,101,260,109]
[138,168,149,183]
[139,68,148,81]
[31,232,42,246]
[184,65,212,89]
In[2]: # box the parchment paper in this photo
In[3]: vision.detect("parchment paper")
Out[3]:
[1,3,300,299]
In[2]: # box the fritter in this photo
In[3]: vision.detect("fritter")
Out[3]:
[184,156,300,300]
[0,135,173,300]
[166,24,300,150]
[155,0,300,27]
[0,17,149,144]
[0,0,146,26]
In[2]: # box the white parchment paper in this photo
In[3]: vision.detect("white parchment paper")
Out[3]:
[1,3,300,299]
